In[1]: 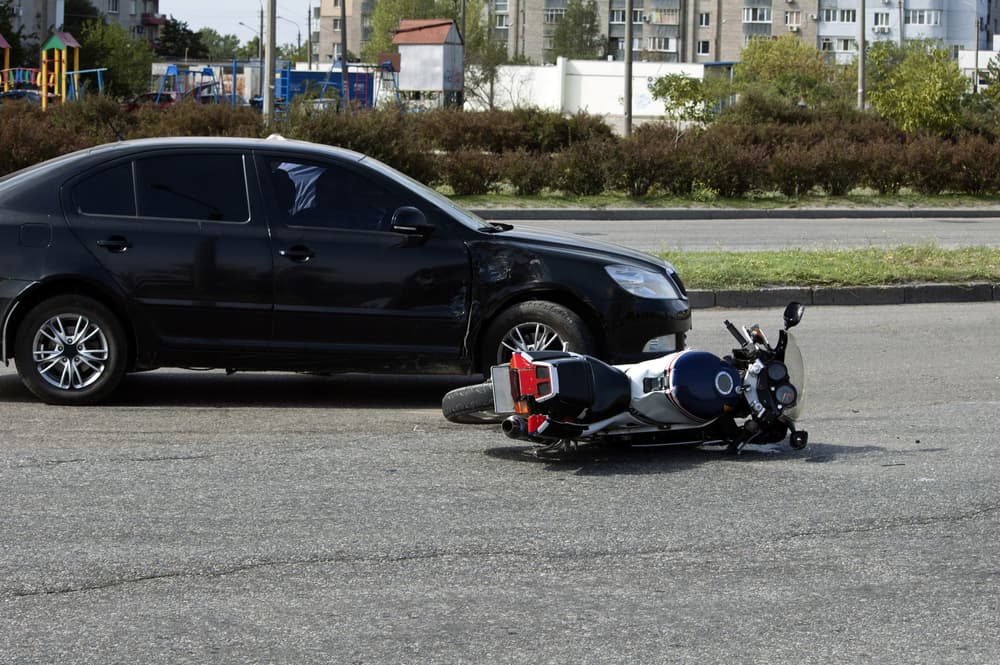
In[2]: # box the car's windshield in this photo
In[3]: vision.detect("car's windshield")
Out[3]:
[359,155,494,231]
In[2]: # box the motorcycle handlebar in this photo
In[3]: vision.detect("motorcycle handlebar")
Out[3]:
[724,319,749,345]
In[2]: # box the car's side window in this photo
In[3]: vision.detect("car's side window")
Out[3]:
[135,153,250,222]
[264,158,401,232]
[71,162,136,217]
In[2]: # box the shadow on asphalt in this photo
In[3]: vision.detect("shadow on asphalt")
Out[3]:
[0,370,483,409]
[485,439,886,474]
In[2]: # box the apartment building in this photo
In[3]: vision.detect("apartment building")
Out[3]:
[10,0,163,42]
[489,0,1000,64]
[312,0,376,65]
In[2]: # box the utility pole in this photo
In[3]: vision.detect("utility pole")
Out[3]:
[264,0,276,119]
[624,0,633,136]
[340,0,349,105]
[307,5,313,69]
[857,0,865,110]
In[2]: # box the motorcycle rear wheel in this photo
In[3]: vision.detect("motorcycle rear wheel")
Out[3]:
[442,382,501,424]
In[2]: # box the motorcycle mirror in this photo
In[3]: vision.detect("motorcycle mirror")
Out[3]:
[783,301,805,329]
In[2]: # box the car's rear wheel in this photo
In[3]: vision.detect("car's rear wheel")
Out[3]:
[481,301,596,371]
[14,296,127,405]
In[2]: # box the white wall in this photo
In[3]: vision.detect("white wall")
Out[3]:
[466,57,706,125]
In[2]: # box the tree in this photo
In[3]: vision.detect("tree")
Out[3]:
[79,19,155,98]
[649,73,729,124]
[363,0,439,63]
[462,0,512,109]
[0,0,30,66]
[733,34,851,108]
[549,0,605,63]
[62,0,101,39]
[867,40,968,134]
[197,27,241,61]
[156,16,208,59]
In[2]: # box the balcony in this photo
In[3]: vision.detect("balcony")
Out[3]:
[142,13,167,26]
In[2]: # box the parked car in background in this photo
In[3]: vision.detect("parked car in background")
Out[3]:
[0,137,691,404]
[0,89,43,106]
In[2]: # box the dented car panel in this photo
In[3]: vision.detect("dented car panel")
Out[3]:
[1,136,691,404]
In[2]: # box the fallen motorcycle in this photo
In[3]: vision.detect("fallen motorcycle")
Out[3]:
[442,302,808,456]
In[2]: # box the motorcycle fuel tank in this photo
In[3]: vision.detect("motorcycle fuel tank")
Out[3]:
[628,351,743,425]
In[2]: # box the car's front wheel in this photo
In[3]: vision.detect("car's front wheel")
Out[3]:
[481,301,597,371]
[14,296,127,405]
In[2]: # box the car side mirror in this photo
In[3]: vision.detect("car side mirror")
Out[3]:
[390,206,433,236]
[783,301,805,330]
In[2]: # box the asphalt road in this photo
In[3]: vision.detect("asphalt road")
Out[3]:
[496,214,1000,252]
[2,302,998,664]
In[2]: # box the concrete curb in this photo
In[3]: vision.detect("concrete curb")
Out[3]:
[688,282,1000,308]
[473,207,1000,221]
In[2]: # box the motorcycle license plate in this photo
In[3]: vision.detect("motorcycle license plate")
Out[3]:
[491,365,516,413]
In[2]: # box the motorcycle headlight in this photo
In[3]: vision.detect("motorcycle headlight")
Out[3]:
[775,384,797,407]
[605,265,681,299]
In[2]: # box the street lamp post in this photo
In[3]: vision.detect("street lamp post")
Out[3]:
[238,20,264,100]
[277,15,302,55]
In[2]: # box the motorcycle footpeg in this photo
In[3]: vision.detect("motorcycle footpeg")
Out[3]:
[789,430,809,450]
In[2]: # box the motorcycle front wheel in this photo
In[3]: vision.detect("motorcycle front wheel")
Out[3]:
[442,382,501,424]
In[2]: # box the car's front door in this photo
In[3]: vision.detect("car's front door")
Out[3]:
[257,152,471,371]
[62,151,273,358]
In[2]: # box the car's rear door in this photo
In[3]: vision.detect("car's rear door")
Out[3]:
[256,151,471,371]
[62,149,274,358]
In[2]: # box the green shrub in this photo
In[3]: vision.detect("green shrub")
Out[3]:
[860,139,907,194]
[502,149,551,196]
[949,133,1000,195]
[440,149,500,195]
[551,138,614,196]
[904,134,954,195]
[767,144,822,197]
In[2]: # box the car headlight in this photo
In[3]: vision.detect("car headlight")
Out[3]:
[605,265,681,299]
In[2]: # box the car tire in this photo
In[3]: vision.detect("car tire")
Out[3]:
[14,295,127,405]
[480,301,596,372]
[442,382,501,424]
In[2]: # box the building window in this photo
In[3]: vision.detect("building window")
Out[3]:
[699,12,710,27]
[610,9,625,23]
[647,36,677,52]
[742,7,771,23]
[632,9,643,23]
[873,12,890,26]
[107,0,119,13]
[496,13,510,28]
[820,38,833,51]
[837,38,855,51]
[785,11,801,27]
[129,0,136,15]
[839,9,856,23]
[696,40,710,55]
[544,9,565,23]
[905,9,942,25]
[495,0,508,11]
[821,8,836,22]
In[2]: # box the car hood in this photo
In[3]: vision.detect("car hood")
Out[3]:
[487,224,673,272]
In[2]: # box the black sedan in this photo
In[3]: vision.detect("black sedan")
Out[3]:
[0,137,690,405]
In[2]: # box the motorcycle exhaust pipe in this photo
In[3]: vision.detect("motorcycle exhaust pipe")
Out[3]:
[501,416,529,440]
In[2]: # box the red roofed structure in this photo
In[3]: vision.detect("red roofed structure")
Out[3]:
[391,19,463,109]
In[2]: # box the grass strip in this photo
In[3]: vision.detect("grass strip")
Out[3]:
[658,244,1000,290]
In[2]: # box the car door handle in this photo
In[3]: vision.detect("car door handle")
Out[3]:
[279,245,315,262]
[96,236,131,253]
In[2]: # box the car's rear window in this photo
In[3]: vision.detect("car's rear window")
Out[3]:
[135,153,250,222]
[72,163,136,216]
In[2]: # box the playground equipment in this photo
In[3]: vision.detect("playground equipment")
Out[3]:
[1,32,105,108]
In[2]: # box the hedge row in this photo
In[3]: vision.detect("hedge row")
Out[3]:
[5,98,1000,198]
